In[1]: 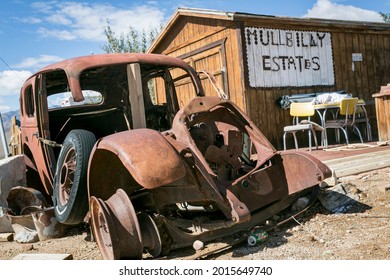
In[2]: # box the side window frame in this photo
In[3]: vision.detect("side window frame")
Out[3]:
[24,84,35,118]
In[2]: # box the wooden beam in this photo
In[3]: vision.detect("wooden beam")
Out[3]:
[127,63,146,129]
[323,149,390,179]
[12,254,73,260]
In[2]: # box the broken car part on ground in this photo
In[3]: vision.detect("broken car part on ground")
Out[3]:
[8,53,331,259]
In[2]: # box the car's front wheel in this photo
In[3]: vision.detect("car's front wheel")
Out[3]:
[54,129,96,225]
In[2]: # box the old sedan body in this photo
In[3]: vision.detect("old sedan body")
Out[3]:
[17,53,331,259]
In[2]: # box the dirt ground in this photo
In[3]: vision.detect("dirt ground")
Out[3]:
[1,167,389,260]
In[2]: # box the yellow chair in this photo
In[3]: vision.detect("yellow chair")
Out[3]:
[324,97,363,144]
[283,102,323,151]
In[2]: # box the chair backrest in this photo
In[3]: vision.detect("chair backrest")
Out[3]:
[289,102,315,117]
[339,98,358,116]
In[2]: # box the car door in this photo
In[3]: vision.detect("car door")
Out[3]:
[20,75,54,194]
[36,73,57,182]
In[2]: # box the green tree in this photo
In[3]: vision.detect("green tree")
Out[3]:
[380,12,390,22]
[101,20,160,53]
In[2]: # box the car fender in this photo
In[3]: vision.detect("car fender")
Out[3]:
[87,129,186,199]
[280,150,332,194]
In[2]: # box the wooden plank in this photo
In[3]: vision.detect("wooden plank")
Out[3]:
[357,33,367,100]
[371,34,381,94]
[127,63,146,129]
[383,36,390,90]
[363,33,378,133]
[352,34,362,97]
[265,89,280,146]
[333,159,390,178]
[364,34,377,97]
[345,33,355,94]
[323,149,390,166]
[0,233,13,242]
[12,253,73,260]
[246,88,261,129]
[323,149,390,178]
[233,24,246,110]
[376,33,387,86]
[326,154,390,172]
[332,32,343,89]
[383,95,390,141]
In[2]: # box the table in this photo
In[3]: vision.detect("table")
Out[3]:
[314,99,371,147]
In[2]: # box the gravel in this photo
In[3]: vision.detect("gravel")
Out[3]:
[1,167,389,260]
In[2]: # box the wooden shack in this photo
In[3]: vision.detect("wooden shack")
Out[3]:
[148,8,390,149]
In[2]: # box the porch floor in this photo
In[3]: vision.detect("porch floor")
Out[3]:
[281,141,390,183]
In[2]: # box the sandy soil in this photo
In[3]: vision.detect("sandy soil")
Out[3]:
[1,167,389,260]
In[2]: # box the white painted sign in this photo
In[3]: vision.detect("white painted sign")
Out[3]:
[245,27,335,87]
[352,53,363,62]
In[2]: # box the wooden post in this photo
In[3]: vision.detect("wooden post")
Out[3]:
[10,116,22,156]
[372,84,390,141]
[127,63,146,129]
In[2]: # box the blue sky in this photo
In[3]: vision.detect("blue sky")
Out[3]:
[0,0,389,113]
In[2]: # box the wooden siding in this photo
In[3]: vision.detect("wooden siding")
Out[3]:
[152,16,246,110]
[150,10,390,149]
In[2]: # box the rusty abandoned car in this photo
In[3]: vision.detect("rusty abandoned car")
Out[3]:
[14,53,331,259]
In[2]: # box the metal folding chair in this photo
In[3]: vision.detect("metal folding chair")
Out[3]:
[324,97,363,145]
[283,102,323,151]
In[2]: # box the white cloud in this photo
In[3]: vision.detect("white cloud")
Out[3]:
[38,27,77,41]
[0,70,32,97]
[18,17,42,24]
[31,1,57,14]
[13,55,63,70]
[304,0,384,22]
[0,96,11,112]
[46,14,72,25]
[29,2,165,42]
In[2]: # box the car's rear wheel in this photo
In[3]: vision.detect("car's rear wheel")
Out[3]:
[54,129,96,225]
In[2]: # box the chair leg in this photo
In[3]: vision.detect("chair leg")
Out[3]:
[283,131,299,151]
[292,132,298,150]
[335,128,341,143]
[308,130,312,151]
[311,129,318,150]
[353,125,364,143]
[340,127,349,145]
[366,122,372,141]
[359,121,372,142]
[322,129,328,148]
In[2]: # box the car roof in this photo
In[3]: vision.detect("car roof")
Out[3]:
[21,52,204,102]
[34,53,196,76]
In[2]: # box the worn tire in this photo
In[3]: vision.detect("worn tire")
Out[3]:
[54,129,96,225]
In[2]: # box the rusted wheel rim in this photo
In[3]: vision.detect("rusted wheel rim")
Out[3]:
[58,147,76,206]
[90,189,143,259]
[137,212,162,258]
[90,196,115,259]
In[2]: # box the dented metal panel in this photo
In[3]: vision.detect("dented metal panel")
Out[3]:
[91,129,186,189]
[88,95,331,259]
